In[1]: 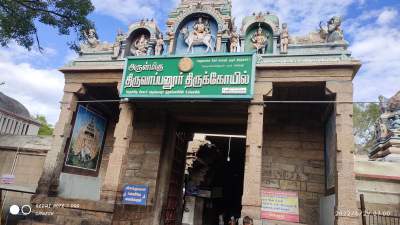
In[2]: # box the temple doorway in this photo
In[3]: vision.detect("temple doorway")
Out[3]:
[182,134,246,225]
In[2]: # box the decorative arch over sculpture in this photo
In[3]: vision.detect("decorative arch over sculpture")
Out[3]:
[240,13,280,54]
[173,13,220,54]
[167,4,228,54]
[243,22,274,54]
[125,20,160,56]
[171,5,227,34]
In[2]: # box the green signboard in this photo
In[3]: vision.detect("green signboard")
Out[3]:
[120,53,255,100]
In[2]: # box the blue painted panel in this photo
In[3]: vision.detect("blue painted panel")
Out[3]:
[174,17,218,54]
[122,185,149,206]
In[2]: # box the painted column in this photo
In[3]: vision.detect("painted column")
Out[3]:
[241,82,272,222]
[36,83,85,195]
[326,81,360,225]
[168,34,175,55]
[101,101,134,204]
[216,33,222,52]
[272,36,279,54]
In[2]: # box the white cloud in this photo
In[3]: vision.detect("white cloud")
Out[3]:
[0,44,64,124]
[377,8,397,25]
[349,9,400,101]
[0,43,56,66]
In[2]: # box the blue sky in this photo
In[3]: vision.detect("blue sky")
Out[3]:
[0,0,399,124]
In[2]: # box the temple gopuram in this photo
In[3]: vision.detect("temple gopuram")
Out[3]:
[17,0,362,225]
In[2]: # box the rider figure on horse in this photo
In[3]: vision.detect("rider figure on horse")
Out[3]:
[193,17,210,40]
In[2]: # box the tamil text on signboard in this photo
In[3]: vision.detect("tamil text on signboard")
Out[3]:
[122,185,149,206]
[261,188,300,222]
[120,53,255,99]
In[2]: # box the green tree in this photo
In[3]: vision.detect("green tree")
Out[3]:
[353,103,380,154]
[0,0,94,51]
[35,114,53,135]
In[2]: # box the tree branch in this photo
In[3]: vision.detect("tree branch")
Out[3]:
[14,0,73,22]
[34,27,43,53]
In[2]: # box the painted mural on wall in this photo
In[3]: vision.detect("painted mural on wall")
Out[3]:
[64,105,107,173]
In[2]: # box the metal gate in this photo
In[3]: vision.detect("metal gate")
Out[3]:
[360,194,400,225]
[163,131,189,225]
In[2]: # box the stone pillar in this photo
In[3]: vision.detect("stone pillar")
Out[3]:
[326,81,360,225]
[216,33,222,52]
[101,101,134,203]
[241,82,272,222]
[36,83,84,195]
[273,36,279,54]
[168,35,175,55]
[240,37,245,52]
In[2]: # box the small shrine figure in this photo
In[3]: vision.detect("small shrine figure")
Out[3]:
[320,16,344,42]
[112,29,125,59]
[83,28,99,48]
[379,95,389,113]
[251,25,268,54]
[280,23,289,54]
[229,26,239,52]
[390,115,400,130]
[131,34,149,56]
[155,34,164,56]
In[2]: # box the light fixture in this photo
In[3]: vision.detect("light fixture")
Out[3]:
[227,136,231,162]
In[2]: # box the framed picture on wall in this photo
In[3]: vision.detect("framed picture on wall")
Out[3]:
[63,105,108,176]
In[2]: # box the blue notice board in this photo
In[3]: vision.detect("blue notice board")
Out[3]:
[122,185,149,206]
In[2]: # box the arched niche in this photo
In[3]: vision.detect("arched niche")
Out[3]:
[243,22,274,54]
[125,28,152,57]
[173,13,219,54]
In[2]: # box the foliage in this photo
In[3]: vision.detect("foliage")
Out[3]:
[353,103,380,154]
[35,114,53,135]
[0,0,95,51]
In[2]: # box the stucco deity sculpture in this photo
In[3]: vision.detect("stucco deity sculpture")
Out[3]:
[155,34,164,56]
[280,23,289,54]
[320,16,344,42]
[131,34,149,56]
[251,25,268,54]
[387,91,400,112]
[390,115,400,130]
[379,95,389,113]
[83,29,99,48]
[112,29,125,59]
[229,26,239,52]
[180,17,214,53]
[193,17,210,38]
[369,91,400,161]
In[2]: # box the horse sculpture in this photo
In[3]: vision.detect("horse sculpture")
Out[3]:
[180,26,214,53]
